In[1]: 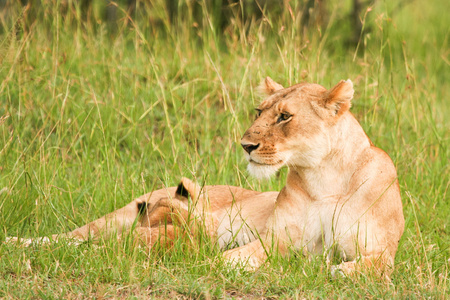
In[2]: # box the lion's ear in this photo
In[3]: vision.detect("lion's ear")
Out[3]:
[176,177,202,200]
[324,80,354,116]
[257,77,283,96]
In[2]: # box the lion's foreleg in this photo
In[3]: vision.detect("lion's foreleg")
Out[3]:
[223,239,268,270]
[330,254,394,280]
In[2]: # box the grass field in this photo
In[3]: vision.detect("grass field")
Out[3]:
[0,0,448,298]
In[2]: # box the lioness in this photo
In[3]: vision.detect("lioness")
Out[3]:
[8,78,404,277]
[223,77,404,276]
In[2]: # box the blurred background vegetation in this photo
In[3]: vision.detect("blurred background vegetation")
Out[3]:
[0,0,448,298]
[1,0,411,47]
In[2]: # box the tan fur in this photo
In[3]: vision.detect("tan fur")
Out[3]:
[7,78,404,278]
[224,77,404,277]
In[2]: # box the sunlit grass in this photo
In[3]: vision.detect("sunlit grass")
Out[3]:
[0,0,448,298]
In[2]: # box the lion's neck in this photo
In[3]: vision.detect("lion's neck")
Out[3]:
[287,113,371,201]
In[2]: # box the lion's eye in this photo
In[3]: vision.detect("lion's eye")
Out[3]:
[255,109,262,119]
[277,113,291,123]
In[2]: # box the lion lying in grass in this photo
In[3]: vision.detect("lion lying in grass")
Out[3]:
[8,78,404,277]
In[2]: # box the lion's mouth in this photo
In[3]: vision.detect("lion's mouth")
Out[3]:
[249,158,283,166]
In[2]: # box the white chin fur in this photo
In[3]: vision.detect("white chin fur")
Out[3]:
[247,162,280,179]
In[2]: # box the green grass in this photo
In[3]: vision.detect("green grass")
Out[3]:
[0,0,448,298]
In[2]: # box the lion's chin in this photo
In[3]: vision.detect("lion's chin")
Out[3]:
[247,162,281,180]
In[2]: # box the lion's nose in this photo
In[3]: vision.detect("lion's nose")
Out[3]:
[241,142,260,154]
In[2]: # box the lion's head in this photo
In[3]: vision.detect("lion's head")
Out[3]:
[242,77,355,179]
